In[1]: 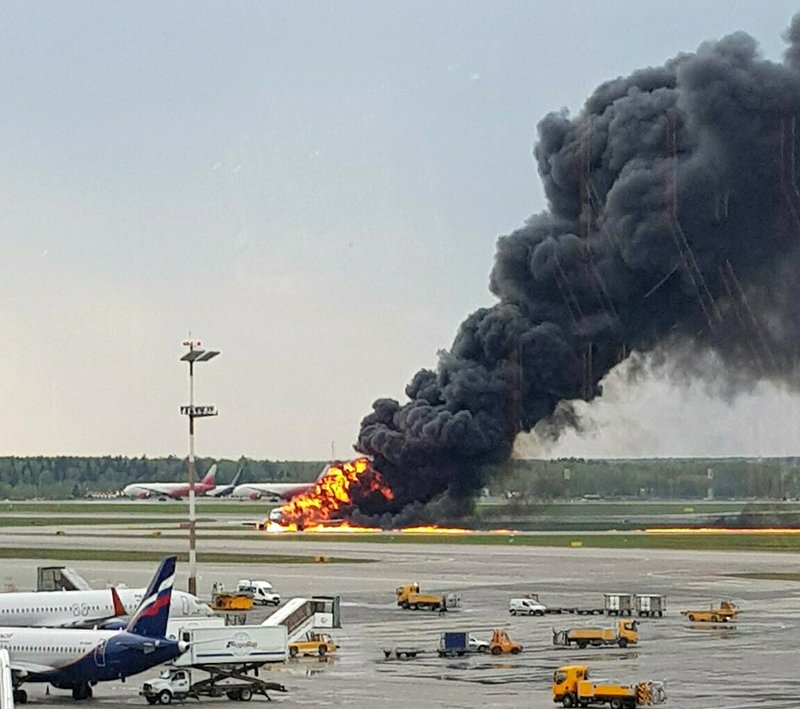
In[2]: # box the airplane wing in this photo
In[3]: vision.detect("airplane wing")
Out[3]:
[10,660,55,677]
[46,587,129,629]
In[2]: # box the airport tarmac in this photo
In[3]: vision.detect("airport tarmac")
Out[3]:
[1,524,799,707]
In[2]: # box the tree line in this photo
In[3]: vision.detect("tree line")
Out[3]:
[0,456,325,499]
[483,457,800,501]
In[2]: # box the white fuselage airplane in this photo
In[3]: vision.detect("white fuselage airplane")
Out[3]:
[122,464,217,500]
[1,557,185,703]
[231,464,331,501]
[0,587,215,629]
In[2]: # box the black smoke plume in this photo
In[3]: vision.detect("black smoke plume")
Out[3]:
[355,17,800,521]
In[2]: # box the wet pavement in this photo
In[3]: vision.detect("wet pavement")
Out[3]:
[1,525,799,707]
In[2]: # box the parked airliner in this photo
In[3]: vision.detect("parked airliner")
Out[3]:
[122,464,217,499]
[231,464,331,501]
[0,585,215,629]
[0,556,186,703]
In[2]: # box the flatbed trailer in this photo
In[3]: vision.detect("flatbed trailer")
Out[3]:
[382,646,427,659]
[522,595,604,615]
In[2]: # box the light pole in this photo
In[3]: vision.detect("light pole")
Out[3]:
[180,339,219,596]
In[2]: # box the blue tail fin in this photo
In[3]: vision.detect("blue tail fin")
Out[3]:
[126,556,176,638]
[231,467,244,486]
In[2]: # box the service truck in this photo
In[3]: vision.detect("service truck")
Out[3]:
[635,595,666,618]
[681,599,737,623]
[396,583,461,611]
[509,597,548,615]
[140,625,287,704]
[237,579,281,606]
[552,664,667,708]
[437,632,489,657]
[553,620,638,649]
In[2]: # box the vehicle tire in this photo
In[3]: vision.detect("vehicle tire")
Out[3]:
[657,611,663,618]
[457,651,465,657]
[711,615,719,622]
[618,638,628,648]
[158,689,173,705]
[12,689,27,705]
[562,693,576,707]
[609,699,623,709]
[318,645,327,657]
[289,646,298,658]
[510,609,517,616]
[578,642,587,649]
[146,699,158,706]
[409,653,417,658]
[226,690,242,700]
[511,647,521,654]
[535,610,544,616]
[688,614,696,622]
[478,645,488,653]
[491,646,502,655]
[410,603,418,610]
[240,688,253,701]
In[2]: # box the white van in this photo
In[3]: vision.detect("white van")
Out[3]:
[237,579,281,606]
[509,598,547,616]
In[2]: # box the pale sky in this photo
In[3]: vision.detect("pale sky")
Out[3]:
[2,1,800,460]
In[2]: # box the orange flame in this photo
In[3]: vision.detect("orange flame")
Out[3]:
[270,458,394,530]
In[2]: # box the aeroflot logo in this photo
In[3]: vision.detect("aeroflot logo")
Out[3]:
[226,633,256,655]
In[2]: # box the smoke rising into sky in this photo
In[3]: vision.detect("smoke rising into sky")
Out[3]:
[356,14,800,517]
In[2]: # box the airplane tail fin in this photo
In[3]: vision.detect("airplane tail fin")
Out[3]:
[201,464,217,485]
[126,556,176,638]
[230,467,244,487]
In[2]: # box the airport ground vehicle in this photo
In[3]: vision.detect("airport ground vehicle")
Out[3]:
[523,594,604,615]
[489,629,522,655]
[237,579,281,606]
[552,664,667,707]
[437,632,489,657]
[604,593,634,616]
[509,597,547,615]
[681,599,738,622]
[634,595,666,618]
[553,620,638,649]
[141,625,287,704]
[288,631,338,657]
[210,583,253,612]
[396,583,461,611]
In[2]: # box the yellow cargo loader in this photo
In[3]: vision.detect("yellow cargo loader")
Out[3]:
[553,664,667,708]
[553,619,638,649]
[680,599,737,623]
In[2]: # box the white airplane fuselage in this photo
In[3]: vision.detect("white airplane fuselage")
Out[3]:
[0,588,213,628]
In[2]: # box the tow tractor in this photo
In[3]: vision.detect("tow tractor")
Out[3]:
[681,599,737,623]
[288,631,338,657]
[552,664,667,708]
[489,629,522,655]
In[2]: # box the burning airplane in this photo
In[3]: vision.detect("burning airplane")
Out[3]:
[273,14,800,530]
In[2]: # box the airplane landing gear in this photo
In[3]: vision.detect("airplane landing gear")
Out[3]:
[71,682,93,700]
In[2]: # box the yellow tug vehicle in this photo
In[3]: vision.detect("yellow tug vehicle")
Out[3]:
[680,599,738,623]
[552,664,667,708]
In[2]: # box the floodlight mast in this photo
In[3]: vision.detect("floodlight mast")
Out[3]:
[180,338,219,596]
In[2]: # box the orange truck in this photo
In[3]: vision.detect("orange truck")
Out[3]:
[395,583,461,611]
[552,620,638,649]
[680,599,737,623]
[552,664,667,708]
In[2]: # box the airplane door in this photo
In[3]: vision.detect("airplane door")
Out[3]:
[94,640,107,668]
